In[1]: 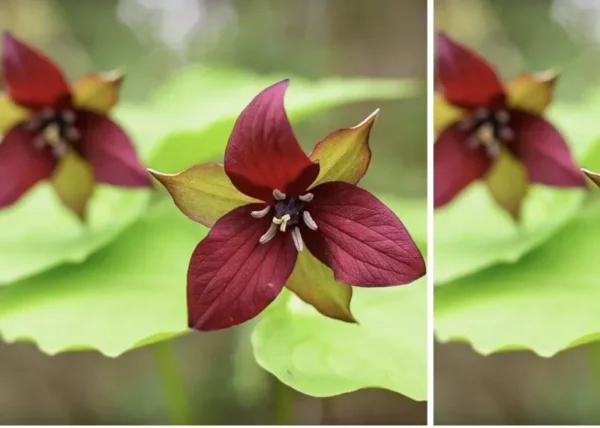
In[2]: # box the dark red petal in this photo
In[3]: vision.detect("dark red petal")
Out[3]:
[302,182,425,287]
[224,80,319,202]
[436,33,505,109]
[2,33,71,110]
[0,125,56,207]
[73,110,152,187]
[434,123,492,207]
[187,204,297,331]
[508,110,586,187]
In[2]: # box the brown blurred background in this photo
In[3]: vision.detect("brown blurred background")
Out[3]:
[435,0,600,424]
[0,0,426,424]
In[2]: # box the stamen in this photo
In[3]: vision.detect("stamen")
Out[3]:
[61,110,76,124]
[498,127,514,141]
[65,127,81,141]
[466,135,480,150]
[44,123,61,145]
[303,211,318,230]
[458,117,475,131]
[52,141,68,158]
[251,206,271,218]
[24,117,42,131]
[474,107,489,119]
[273,214,291,232]
[495,109,510,124]
[41,108,54,120]
[32,136,45,150]
[291,227,303,252]
[259,223,278,244]
[485,142,500,158]
[299,193,313,202]
[273,189,286,200]
[477,123,495,146]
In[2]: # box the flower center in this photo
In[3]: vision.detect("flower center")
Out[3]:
[251,189,318,252]
[25,108,80,159]
[459,107,513,158]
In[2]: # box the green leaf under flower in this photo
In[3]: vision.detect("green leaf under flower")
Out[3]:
[0,201,201,356]
[435,201,600,356]
[0,184,149,286]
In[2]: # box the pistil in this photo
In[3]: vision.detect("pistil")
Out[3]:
[460,107,514,158]
[25,108,81,159]
[253,188,319,250]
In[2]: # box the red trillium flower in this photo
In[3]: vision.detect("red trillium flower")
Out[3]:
[0,33,151,219]
[434,33,585,219]
[151,80,425,331]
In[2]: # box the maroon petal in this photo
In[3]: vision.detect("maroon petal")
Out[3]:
[508,110,586,187]
[2,33,71,110]
[302,182,425,287]
[224,80,320,202]
[187,204,298,331]
[73,110,151,187]
[0,125,56,207]
[436,33,505,109]
[434,123,492,207]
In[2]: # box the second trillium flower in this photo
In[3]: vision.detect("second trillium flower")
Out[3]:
[0,33,151,219]
[152,80,425,331]
[434,33,585,219]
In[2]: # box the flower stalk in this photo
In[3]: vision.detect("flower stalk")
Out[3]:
[152,340,193,425]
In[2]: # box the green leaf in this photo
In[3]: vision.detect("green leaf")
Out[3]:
[252,280,426,399]
[435,201,600,357]
[251,196,427,399]
[0,201,204,356]
[121,66,421,172]
[0,184,149,286]
[434,183,584,284]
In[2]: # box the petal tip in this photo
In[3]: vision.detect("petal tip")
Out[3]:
[102,68,126,87]
[342,313,359,325]
[582,168,600,187]
[2,31,18,54]
[147,168,173,188]
[436,31,453,47]
[272,78,291,90]
[539,69,560,85]
[3,31,16,45]
[349,109,379,133]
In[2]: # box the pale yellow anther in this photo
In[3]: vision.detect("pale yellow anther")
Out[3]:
[44,123,61,146]
[273,214,291,232]
[476,123,495,146]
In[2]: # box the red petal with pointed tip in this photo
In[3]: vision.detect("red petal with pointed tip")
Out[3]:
[224,80,319,202]
[2,33,71,110]
[508,110,586,187]
[187,204,297,331]
[0,125,56,207]
[302,182,425,287]
[73,110,151,187]
[436,33,505,109]
[434,123,492,207]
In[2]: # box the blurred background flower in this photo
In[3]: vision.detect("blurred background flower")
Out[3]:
[435,0,600,424]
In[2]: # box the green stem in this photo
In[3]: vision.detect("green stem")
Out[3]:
[274,379,294,425]
[152,340,193,425]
